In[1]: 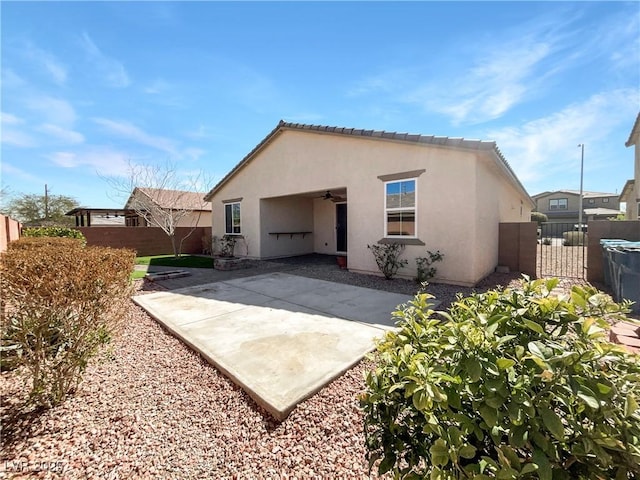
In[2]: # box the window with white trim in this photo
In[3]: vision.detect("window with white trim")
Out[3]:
[385,179,416,237]
[602,198,609,203]
[549,198,567,210]
[224,202,241,234]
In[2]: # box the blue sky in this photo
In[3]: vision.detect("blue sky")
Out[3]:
[2,1,639,209]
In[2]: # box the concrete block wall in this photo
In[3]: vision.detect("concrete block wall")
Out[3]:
[0,214,22,252]
[498,222,537,277]
[77,226,208,256]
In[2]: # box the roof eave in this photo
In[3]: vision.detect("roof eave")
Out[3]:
[625,112,640,147]
[204,120,534,207]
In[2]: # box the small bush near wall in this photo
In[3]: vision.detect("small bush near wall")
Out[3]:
[23,226,86,243]
[563,231,586,246]
[360,278,640,479]
[415,250,444,284]
[0,237,134,407]
[368,242,408,279]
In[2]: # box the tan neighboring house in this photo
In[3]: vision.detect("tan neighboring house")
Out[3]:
[204,121,534,287]
[621,112,640,219]
[125,187,212,228]
[532,190,621,225]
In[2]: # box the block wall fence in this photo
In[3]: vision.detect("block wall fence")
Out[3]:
[0,214,22,253]
[76,227,209,256]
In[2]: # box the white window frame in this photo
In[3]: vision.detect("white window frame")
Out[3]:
[602,197,609,203]
[549,198,568,210]
[224,202,241,235]
[384,178,418,238]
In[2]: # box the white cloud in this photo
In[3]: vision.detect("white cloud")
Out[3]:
[47,148,132,177]
[93,118,176,154]
[1,130,38,148]
[1,113,36,147]
[1,162,43,183]
[407,41,552,125]
[1,68,25,89]
[183,125,216,140]
[183,147,205,161]
[485,88,638,190]
[143,78,170,95]
[80,32,130,88]
[25,95,76,127]
[38,124,84,144]
[25,44,67,86]
[1,112,25,125]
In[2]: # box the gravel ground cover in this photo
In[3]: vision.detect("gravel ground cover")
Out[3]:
[0,258,598,479]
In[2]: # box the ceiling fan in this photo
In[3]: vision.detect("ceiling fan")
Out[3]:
[318,190,345,202]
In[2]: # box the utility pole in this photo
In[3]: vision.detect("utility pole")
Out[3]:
[44,184,49,220]
[577,144,584,233]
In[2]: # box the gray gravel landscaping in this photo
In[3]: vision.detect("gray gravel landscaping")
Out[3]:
[1,256,586,479]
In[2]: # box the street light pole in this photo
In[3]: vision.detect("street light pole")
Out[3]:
[577,144,584,233]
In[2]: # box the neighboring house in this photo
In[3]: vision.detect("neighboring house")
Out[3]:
[532,190,621,224]
[204,121,533,287]
[621,112,640,220]
[125,187,212,228]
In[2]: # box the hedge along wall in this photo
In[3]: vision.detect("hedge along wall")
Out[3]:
[76,226,209,256]
[0,214,22,253]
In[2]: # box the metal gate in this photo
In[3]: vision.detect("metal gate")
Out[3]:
[537,222,586,279]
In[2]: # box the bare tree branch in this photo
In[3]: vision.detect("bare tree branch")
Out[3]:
[101,161,213,257]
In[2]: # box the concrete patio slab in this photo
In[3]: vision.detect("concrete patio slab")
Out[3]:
[132,272,423,420]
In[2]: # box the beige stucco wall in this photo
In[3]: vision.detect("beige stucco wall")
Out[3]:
[176,210,212,228]
[259,196,314,258]
[210,129,531,286]
[313,198,338,254]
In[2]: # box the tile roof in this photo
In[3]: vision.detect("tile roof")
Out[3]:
[204,120,531,203]
[532,190,619,199]
[129,187,211,211]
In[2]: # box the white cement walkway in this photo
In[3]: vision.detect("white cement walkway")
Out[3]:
[133,272,422,420]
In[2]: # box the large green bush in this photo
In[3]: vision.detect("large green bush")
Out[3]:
[22,226,86,242]
[360,278,640,479]
[1,238,135,407]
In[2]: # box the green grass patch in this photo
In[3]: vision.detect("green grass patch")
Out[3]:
[134,255,213,268]
[130,269,147,280]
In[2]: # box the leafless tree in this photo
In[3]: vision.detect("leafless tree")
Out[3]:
[103,161,214,258]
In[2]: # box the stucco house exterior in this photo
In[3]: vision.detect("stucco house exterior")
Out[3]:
[532,190,621,224]
[621,112,640,220]
[204,121,533,287]
[125,187,212,228]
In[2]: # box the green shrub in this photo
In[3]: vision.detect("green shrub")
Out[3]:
[563,231,586,246]
[415,250,444,284]
[531,212,548,224]
[1,238,135,407]
[368,242,408,279]
[360,278,640,479]
[22,226,86,243]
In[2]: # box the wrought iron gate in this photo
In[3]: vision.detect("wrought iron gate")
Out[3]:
[537,222,586,279]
